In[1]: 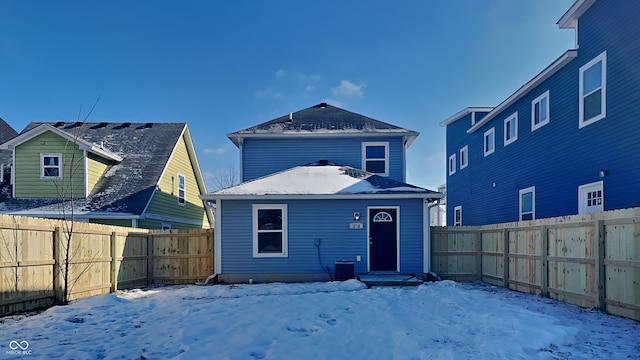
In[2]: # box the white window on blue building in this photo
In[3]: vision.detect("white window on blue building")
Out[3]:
[578,181,604,214]
[460,145,468,169]
[448,153,456,175]
[504,112,518,146]
[532,90,550,131]
[484,128,495,156]
[41,153,63,179]
[362,142,389,176]
[454,205,462,226]
[253,204,288,258]
[519,186,535,221]
[579,51,607,128]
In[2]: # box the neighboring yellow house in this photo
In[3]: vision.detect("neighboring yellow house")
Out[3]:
[0,121,212,229]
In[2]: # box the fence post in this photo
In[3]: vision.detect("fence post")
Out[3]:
[502,228,510,288]
[477,232,483,281]
[53,227,64,304]
[540,225,548,297]
[147,234,153,286]
[110,231,118,292]
[595,220,606,311]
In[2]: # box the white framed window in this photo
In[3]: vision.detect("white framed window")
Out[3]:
[484,128,495,156]
[503,112,518,146]
[579,51,607,128]
[177,173,186,205]
[41,153,62,179]
[448,154,456,175]
[253,204,288,258]
[531,90,550,131]
[362,142,389,176]
[453,206,462,226]
[519,186,535,221]
[460,146,468,169]
[578,181,604,214]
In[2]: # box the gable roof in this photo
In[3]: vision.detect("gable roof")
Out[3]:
[227,103,419,148]
[202,161,442,200]
[0,117,18,165]
[0,121,200,217]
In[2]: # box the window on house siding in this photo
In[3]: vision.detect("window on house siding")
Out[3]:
[362,142,389,176]
[579,51,607,128]
[454,206,462,226]
[504,113,518,146]
[460,146,468,169]
[531,91,550,131]
[578,181,604,214]
[519,186,535,221]
[41,153,62,179]
[177,174,186,205]
[484,128,495,156]
[448,153,456,175]
[253,204,288,258]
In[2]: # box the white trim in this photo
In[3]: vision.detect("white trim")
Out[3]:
[228,131,419,148]
[484,128,495,156]
[579,51,607,128]
[131,219,138,228]
[366,206,400,272]
[239,141,244,182]
[40,153,63,179]
[11,148,15,198]
[503,112,518,146]
[453,205,462,226]
[439,107,494,127]
[519,186,536,221]
[83,150,89,197]
[252,204,288,258]
[201,192,443,201]
[578,180,604,214]
[468,50,578,134]
[177,173,186,205]
[448,153,456,176]
[459,145,468,170]
[215,199,222,274]
[557,0,595,29]
[531,90,550,131]
[362,141,389,177]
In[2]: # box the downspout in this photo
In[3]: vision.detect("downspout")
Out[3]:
[424,199,441,274]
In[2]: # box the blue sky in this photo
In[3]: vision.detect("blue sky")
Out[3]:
[0,0,576,190]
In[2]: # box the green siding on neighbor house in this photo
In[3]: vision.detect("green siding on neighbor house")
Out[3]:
[137,218,199,230]
[87,152,110,194]
[15,131,86,198]
[89,218,134,227]
[144,134,209,228]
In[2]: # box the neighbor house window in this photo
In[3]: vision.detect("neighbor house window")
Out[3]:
[504,112,518,146]
[519,186,535,221]
[253,204,288,258]
[578,181,604,214]
[484,128,495,156]
[531,91,550,131]
[362,142,389,176]
[579,51,607,128]
[460,146,468,169]
[177,174,186,205]
[448,154,456,175]
[454,206,462,226]
[41,153,62,179]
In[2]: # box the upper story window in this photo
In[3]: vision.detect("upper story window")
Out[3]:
[579,51,607,128]
[454,205,462,226]
[531,91,550,131]
[484,128,495,156]
[177,173,186,205]
[253,204,288,258]
[41,153,62,179]
[519,186,535,221]
[460,146,468,169]
[448,153,456,176]
[503,112,518,146]
[362,142,389,176]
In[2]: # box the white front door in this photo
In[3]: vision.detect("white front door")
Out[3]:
[578,181,604,214]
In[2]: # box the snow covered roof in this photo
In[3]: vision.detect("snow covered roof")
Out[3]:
[202,162,442,200]
[227,103,419,148]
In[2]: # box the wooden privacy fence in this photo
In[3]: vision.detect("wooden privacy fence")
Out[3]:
[431,207,640,321]
[0,214,213,316]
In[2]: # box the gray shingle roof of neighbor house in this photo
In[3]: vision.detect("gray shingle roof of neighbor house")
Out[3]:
[0,117,18,165]
[0,121,190,216]
[227,103,420,148]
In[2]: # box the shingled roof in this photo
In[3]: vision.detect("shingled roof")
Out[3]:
[1,122,189,216]
[0,117,18,165]
[227,103,419,147]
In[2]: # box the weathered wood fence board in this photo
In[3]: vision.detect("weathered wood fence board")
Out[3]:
[0,214,214,316]
[431,207,640,322]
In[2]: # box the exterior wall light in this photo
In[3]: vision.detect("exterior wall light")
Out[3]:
[599,169,608,178]
[354,212,360,220]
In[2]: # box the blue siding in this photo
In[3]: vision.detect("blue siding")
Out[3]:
[446,0,640,225]
[220,198,425,275]
[242,137,406,182]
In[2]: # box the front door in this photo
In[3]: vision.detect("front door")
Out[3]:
[369,208,398,271]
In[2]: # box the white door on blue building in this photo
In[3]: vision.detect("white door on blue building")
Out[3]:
[578,181,604,214]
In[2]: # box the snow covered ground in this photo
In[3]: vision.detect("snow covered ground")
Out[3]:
[1,280,638,359]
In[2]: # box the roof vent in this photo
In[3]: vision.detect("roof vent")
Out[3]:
[319,102,327,108]
[99,122,108,128]
[53,121,65,127]
[74,121,83,127]
[144,122,153,128]
[287,113,293,123]
[122,122,131,128]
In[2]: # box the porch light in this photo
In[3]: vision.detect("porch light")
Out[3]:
[599,169,608,178]
[353,212,360,220]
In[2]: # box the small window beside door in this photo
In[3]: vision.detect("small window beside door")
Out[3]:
[578,181,604,214]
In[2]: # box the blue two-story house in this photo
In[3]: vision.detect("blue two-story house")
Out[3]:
[201,103,442,283]
[441,0,640,226]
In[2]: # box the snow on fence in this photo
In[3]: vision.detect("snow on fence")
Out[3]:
[0,214,213,316]
[431,207,640,321]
